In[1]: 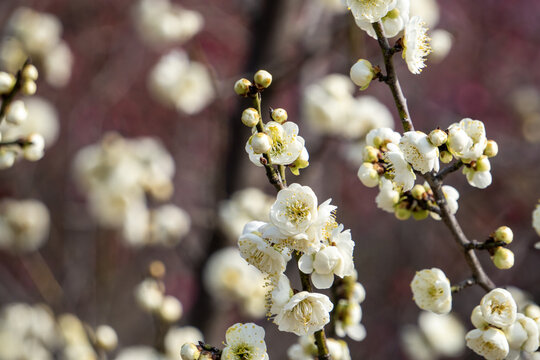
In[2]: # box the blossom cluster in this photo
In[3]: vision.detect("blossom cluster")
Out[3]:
[356,120,498,220]
[0,302,118,359]
[0,64,48,169]
[1,7,73,87]
[73,132,191,247]
[288,335,351,360]
[466,288,540,360]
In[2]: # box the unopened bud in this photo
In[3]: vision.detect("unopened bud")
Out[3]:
[0,150,15,169]
[0,72,15,93]
[350,59,373,90]
[357,163,379,188]
[21,80,37,95]
[494,226,513,244]
[250,133,272,154]
[95,325,118,351]
[23,133,45,161]
[524,304,540,320]
[254,70,272,89]
[412,209,429,220]
[149,260,166,278]
[6,100,27,125]
[271,108,288,123]
[484,140,498,157]
[395,207,411,220]
[362,146,379,163]
[411,184,426,200]
[492,247,514,270]
[475,156,490,172]
[181,343,201,360]
[428,129,448,147]
[234,78,252,96]
[241,108,260,127]
[22,64,39,81]
[439,150,453,163]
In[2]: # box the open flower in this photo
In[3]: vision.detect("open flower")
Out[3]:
[446,118,488,161]
[504,313,539,354]
[274,292,333,336]
[246,121,304,167]
[353,0,410,39]
[376,178,400,213]
[347,0,398,23]
[466,327,509,360]
[403,16,431,74]
[221,323,269,360]
[399,131,439,174]
[410,268,452,315]
[269,183,318,236]
[366,127,401,149]
[384,143,416,191]
[480,288,517,328]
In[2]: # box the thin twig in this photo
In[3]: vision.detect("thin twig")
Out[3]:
[451,277,476,294]
[436,160,464,179]
[0,59,30,122]
[372,23,495,293]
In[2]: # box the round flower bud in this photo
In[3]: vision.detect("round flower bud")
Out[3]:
[23,133,45,161]
[428,129,448,147]
[234,78,252,96]
[135,279,164,312]
[439,150,453,163]
[484,140,498,157]
[357,162,379,188]
[158,295,183,323]
[362,146,379,163]
[271,108,288,123]
[492,247,514,270]
[22,64,39,81]
[0,71,15,94]
[95,325,118,351]
[254,70,272,89]
[494,226,513,244]
[21,80,37,95]
[6,100,28,125]
[524,304,540,320]
[350,59,374,90]
[250,133,272,154]
[412,209,429,220]
[241,108,260,127]
[395,207,411,220]
[0,150,15,169]
[149,260,166,279]
[411,184,426,200]
[474,156,490,172]
[181,343,201,360]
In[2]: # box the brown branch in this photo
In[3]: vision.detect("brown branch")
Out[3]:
[0,59,30,122]
[372,22,496,293]
[436,160,464,179]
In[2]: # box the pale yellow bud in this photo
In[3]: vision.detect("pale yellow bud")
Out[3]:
[484,140,498,157]
[475,156,490,172]
[181,343,201,360]
[372,136,383,148]
[241,108,260,127]
[524,304,540,320]
[250,133,272,154]
[254,70,272,88]
[411,184,426,200]
[234,78,252,96]
[21,80,37,95]
[494,226,513,244]
[492,247,514,270]
[428,129,448,147]
[22,64,39,81]
[350,59,373,90]
[362,146,379,163]
[0,72,15,93]
[95,325,118,351]
[395,207,411,220]
[439,150,453,163]
[271,108,288,123]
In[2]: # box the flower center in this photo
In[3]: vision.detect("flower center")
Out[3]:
[285,200,309,224]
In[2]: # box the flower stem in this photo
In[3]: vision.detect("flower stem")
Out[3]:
[372,22,495,293]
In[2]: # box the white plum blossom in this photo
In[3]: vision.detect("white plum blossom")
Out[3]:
[480,288,517,328]
[403,16,431,74]
[463,158,492,189]
[288,336,351,360]
[357,163,380,187]
[347,0,398,23]
[238,221,291,276]
[274,291,333,336]
[269,183,318,236]
[427,183,459,220]
[446,118,488,161]
[335,300,366,341]
[385,143,416,191]
[410,268,452,315]
[298,225,355,289]
[409,0,439,28]
[350,59,373,90]
[353,0,410,39]
[505,313,539,355]
[466,327,509,360]
[375,178,399,213]
[399,131,439,174]
[148,49,214,115]
[418,312,466,357]
[246,121,304,166]
[366,127,401,149]
[221,323,269,360]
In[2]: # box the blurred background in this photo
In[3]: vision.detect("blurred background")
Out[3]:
[0,0,539,359]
